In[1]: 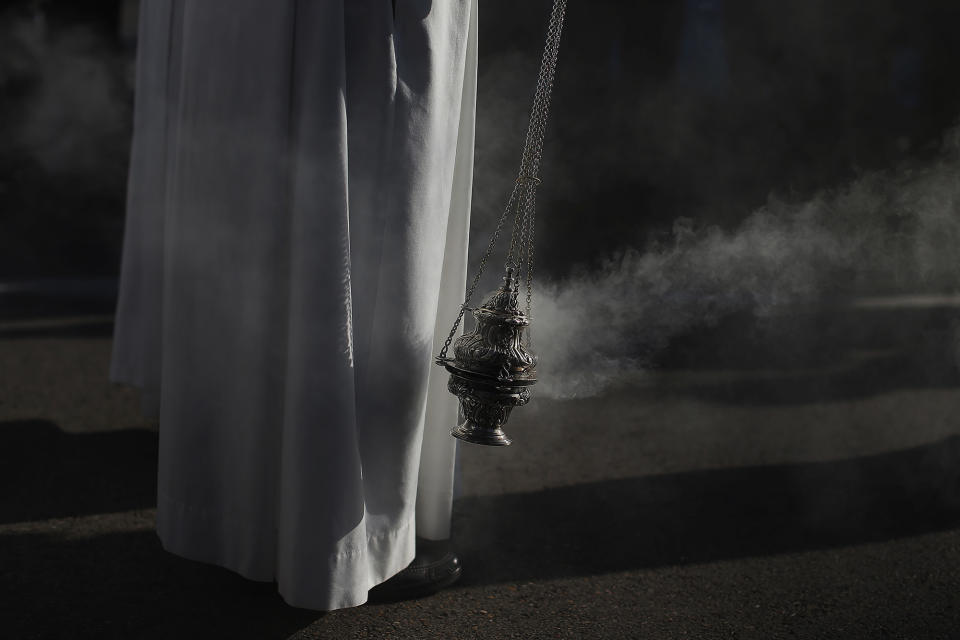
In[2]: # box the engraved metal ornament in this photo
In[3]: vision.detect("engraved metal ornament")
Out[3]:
[441,269,537,446]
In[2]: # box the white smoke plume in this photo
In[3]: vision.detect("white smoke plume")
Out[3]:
[533,127,960,398]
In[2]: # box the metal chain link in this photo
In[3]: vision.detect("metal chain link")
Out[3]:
[513,0,566,336]
[438,0,567,361]
[517,0,566,184]
[510,181,534,286]
[508,0,565,264]
[504,180,527,270]
[438,182,521,361]
[524,191,536,347]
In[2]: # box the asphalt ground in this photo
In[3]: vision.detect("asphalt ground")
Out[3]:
[2,292,960,639]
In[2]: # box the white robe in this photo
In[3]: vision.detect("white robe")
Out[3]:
[110,0,477,610]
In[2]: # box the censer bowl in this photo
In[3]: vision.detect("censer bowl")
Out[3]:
[444,365,536,446]
[441,269,537,446]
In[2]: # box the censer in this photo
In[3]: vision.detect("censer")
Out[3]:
[435,0,568,446]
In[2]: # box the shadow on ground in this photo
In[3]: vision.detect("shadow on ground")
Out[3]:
[650,304,960,404]
[0,420,321,639]
[454,436,960,586]
[0,420,155,524]
[4,419,960,638]
[661,305,960,371]
[0,317,115,339]
[0,290,116,337]
[0,290,117,324]
[678,348,960,405]
[1,525,322,639]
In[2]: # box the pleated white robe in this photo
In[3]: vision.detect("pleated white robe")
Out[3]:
[110,0,477,610]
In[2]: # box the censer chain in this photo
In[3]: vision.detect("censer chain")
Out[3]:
[508,0,566,340]
[506,0,566,274]
[438,0,567,362]
[437,184,520,361]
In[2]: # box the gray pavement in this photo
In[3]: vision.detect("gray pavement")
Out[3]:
[2,293,960,639]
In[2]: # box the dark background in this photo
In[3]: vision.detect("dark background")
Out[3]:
[4,0,960,280]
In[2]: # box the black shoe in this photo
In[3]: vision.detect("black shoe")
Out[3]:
[368,538,462,603]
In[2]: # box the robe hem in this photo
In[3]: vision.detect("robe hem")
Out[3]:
[157,491,417,611]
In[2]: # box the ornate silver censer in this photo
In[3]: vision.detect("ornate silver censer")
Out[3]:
[441,268,537,445]
[435,0,567,446]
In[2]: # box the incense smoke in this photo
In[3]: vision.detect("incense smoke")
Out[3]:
[0,5,132,275]
[0,6,132,177]
[532,126,960,398]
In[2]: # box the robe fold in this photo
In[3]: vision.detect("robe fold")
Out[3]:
[111,0,477,610]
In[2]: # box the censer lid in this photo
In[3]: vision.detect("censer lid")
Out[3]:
[474,268,529,326]
[449,266,537,383]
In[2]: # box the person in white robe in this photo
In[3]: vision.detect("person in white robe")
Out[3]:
[110,0,477,611]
